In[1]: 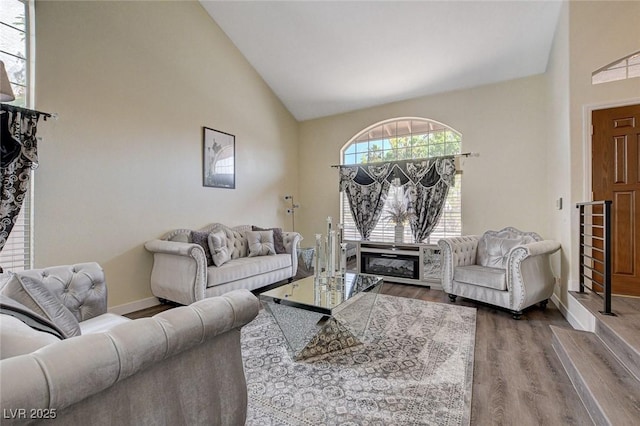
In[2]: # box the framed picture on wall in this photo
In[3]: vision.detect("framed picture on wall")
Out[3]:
[203,127,235,189]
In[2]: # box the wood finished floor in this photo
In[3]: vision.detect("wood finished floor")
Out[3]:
[128,283,593,425]
[380,283,593,426]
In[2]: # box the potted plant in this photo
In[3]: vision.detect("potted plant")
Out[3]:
[382,188,415,243]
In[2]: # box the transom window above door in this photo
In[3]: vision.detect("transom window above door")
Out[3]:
[340,117,462,243]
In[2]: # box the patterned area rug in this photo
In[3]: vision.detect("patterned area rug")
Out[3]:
[242,294,476,425]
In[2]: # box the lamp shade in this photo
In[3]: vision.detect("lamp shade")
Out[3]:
[0,61,16,102]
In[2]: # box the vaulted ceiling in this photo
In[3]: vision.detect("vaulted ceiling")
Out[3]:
[201,1,562,121]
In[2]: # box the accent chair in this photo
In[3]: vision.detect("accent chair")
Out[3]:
[438,227,561,319]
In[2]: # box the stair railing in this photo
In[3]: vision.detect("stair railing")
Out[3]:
[576,200,614,315]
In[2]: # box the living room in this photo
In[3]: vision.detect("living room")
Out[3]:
[1,0,639,424]
[14,0,637,318]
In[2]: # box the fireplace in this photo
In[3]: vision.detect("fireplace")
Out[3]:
[360,251,419,280]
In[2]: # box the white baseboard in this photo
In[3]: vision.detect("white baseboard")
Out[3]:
[108,296,160,315]
[552,292,595,332]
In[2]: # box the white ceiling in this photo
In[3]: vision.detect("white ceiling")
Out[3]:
[201,1,562,121]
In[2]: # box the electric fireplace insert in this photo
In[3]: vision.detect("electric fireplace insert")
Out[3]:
[360,251,420,280]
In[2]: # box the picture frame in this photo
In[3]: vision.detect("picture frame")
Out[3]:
[203,127,235,189]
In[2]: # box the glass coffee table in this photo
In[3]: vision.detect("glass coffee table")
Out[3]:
[259,273,383,360]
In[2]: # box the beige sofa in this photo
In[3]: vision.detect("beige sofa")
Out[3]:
[0,262,259,425]
[145,223,302,305]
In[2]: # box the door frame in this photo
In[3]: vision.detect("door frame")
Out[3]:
[582,97,640,200]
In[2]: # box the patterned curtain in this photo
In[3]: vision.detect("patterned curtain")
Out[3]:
[339,157,456,243]
[339,163,392,240]
[405,158,456,243]
[0,109,40,253]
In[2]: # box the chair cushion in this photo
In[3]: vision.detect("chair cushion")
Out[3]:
[207,254,291,287]
[79,313,131,334]
[0,274,81,338]
[454,265,507,291]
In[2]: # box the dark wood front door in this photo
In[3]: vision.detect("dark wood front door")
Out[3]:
[592,104,640,297]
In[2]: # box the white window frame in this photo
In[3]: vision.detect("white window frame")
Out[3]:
[340,117,462,244]
[0,0,35,272]
[592,50,640,85]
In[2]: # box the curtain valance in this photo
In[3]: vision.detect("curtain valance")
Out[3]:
[338,157,455,190]
[338,157,456,242]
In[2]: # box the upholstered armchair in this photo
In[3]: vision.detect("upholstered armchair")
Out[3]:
[438,227,560,319]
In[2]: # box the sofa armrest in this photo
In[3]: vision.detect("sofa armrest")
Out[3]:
[17,262,107,322]
[144,240,208,305]
[507,240,561,310]
[282,232,303,276]
[513,240,561,258]
[437,236,479,293]
[0,290,260,419]
[144,239,204,257]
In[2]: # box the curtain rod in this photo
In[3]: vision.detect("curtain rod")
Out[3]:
[0,103,54,120]
[330,152,479,168]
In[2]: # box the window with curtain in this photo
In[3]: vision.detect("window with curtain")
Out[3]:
[0,0,33,271]
[341,118,462,243]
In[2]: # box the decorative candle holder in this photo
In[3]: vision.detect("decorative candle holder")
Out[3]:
[314,217,347,281]
[314,234,322,273]
[339,243,348,275]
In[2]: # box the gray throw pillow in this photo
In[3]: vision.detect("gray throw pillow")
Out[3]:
[246,230,276,257]
[477,236,530,268]
[1,314,61,359]
[0,295,65,340]
[191,231,214,266]
[252,226,287,254]
[208,230,231,267]
[0,274,81,338]
[168,232,191,243]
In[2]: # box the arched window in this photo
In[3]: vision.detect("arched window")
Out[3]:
[592,50,640,85]
[341,117,462,243]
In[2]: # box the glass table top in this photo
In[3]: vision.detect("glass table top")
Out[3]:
[259,272,383,315]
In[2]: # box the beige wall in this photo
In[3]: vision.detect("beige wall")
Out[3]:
[545,1,571,303]
[566,0,640,290]
[297,75,551,244]
[34,1,299,307]
[544,0,640,313]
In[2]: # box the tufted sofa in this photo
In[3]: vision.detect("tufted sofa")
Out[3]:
[145,223,302,305]
[438,227,561,319]
[0,262,260,424]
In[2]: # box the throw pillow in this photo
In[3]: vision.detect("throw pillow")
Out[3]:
[1,314,61,360]
[191,231,214,266]
[246,230,276,257]
[252,226,287,254]
[208,231,231,267]
[477,236,528,269]
[209,225,248,259]
[0,295,65,340]
[168,232,191,243]
[0,274,81,338]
